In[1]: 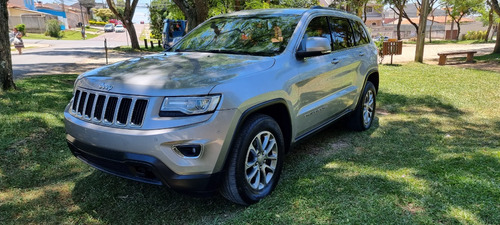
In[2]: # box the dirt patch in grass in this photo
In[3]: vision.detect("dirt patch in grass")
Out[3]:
[400,203,425,215]
[450,61,500,73]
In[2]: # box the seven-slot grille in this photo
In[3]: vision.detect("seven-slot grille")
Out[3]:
[71,88,148,127]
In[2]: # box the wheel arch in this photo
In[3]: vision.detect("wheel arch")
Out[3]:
[234,99,292,154]
[366,69,379,93]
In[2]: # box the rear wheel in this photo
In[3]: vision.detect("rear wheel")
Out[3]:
[220,114,284,205]
[349,81,377,131]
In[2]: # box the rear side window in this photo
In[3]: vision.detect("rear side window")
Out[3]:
[351,21,370,45]
[328,17,354,51]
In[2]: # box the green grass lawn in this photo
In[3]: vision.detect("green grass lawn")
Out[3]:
[23,30,99,40]
[0,64,499,224]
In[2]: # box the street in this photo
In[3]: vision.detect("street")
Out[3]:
[12,24,149,79]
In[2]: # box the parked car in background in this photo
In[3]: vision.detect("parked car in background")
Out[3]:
[375,36,389,42]
[65,7,379,206]
[115,24,125,32]
[104,23,114,32]
[162,19,187,48]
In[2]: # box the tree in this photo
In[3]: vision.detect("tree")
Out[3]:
[106,0,140,49]
[415,0,429,62]
[384,0,408,40]
[491,0,500,53]
[92,8,116,21]
[148,0,184,39]
[443,0,484,40]
[1,0,16,91]
[476,1,499,41]
[400,0,439,34]
[171,0,209,31]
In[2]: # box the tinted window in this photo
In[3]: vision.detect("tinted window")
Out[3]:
[351,21,370,45]
[328,17,354,51]
[300,16,331,51]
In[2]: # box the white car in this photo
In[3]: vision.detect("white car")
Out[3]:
[104,23,114,32]
[115,24,125,32]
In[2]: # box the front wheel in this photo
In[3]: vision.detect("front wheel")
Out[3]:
[349,81,377,131]
[220,114,284,205]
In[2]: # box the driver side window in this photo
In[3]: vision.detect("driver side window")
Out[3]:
[300,16,331,52]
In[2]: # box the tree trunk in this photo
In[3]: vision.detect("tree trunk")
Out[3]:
[490,0,500,53]
[106,0,140,49]
[0,0,16,91]
[125,21,140,49]
[429,13,434,43]
[494,23,500,53]
[485,9,493,42]
[235,0,241,11]
[415,0,429,63]
[363,1,367,23]
[397,12,402,40]
[172,0,208,31]
[456,20,461,40]
[450,20,455,40]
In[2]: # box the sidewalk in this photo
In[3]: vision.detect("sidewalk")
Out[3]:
[381,43,495,64]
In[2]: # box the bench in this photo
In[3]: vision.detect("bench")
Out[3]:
[438,51,477,65]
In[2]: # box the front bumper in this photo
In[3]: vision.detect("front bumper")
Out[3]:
[64,107,238,192]
[67,139,222,193]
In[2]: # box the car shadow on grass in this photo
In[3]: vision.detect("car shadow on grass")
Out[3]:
[71,172,244,224]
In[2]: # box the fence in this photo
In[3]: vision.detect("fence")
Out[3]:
[9,14,57,33]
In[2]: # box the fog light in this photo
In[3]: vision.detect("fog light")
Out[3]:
[173,144,202,158]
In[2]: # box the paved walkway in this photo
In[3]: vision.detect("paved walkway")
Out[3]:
[382,43,496,64]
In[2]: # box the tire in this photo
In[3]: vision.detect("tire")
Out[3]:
[220,114,285,205]
[349,81,377,131]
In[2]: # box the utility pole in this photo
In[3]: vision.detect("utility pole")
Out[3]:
[415,0,429,63]
[80,2,85,39]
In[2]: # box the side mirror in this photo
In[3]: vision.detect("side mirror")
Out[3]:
[296,37,331,59]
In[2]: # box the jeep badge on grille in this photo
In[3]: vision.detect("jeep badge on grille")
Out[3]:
[98,83,113,91]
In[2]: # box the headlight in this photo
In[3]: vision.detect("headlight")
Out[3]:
[160,95,220,116]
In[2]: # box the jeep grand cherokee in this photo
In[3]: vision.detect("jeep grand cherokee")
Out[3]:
[65,7,379,205]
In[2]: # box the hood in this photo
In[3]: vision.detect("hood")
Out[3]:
[76,52,275,96]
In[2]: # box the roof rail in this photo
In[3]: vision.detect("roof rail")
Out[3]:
[310,5,355,15]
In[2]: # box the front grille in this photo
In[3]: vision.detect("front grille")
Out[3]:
[70,88,148,127]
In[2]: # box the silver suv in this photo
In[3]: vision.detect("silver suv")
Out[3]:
[65,7,378,205]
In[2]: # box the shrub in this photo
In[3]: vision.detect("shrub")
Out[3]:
[89,20,107,26]
[15,24,26,35]
[45,19,61,38]
[464,30,488,40]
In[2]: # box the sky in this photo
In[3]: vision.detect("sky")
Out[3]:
[37,0,151,23]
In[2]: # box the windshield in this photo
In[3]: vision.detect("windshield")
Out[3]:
[172,15,300,56]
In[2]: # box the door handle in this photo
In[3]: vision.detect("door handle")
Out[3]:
[359,52,365,56]
[332,58,340,64]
